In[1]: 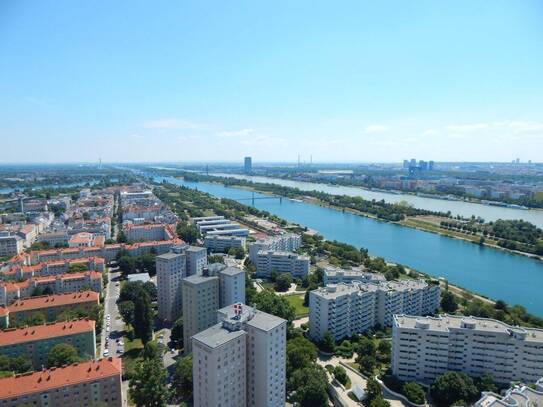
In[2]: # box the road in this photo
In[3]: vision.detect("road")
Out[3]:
[101,266,128,406]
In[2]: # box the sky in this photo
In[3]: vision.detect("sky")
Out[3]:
[1,0,543,164]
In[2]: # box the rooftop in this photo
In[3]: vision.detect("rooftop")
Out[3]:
[0,319,95,346]
[0,358,121,399]
[220,266,245,276]
[394,314,543,342]
[8,291,99,313]
[192,322,246,349]
[183,275,218,286]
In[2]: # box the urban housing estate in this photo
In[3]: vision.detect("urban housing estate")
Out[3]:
[391,314,543,385]
[309,279,440,341]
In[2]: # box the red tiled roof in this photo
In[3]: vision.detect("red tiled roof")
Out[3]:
[8,291,99,313]
[0,319,95,346]
[0,357,121,399]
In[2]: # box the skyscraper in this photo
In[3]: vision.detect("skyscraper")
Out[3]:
[156,251,186,322]
[244,156,252,173]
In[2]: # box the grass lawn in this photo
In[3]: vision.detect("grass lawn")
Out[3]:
[284,294,309,318]
[122,335,144,379]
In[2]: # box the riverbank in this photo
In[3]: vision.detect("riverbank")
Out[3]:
[196,176,542,262]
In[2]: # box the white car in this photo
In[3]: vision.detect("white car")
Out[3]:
[103,349,109,356]
[106,326,110,332]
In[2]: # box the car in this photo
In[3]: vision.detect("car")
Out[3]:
[170,349,176,354]
[103,350,109,356]
[117,340,124,346]
[116,348,123,354]
[106,327,110,332]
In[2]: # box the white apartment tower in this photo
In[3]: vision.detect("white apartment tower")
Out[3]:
[392,314,543,385]
[206,264,246,307]
[309,280,440,341]
[156,251,186,322]
[185,246,208,276]
[192,304,286,407]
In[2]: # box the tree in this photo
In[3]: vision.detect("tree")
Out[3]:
[252,290,295,323]
[136,253,156,275]
[286,336,317,378]
[370,396,391,407]
[441,290,459,313]
[171,356,193,402]
[171,318,183,349]
[142,342,161,360]
[333,365,349,386]
[118,255,136,274]
[176,223,200,244]
[133,291,154,344]
[319,331,336,353]
[47,343,81,367]
[358,355,377,376]
[129,357,169,407]
[356,336,376,357]
[116,230,127,243]
[475,373,498,394]
[365,377,383,403]
[0,355,32,374]
[143,281,158,301]
[290,365,329,407]
[403,382,426,405]
[118,301,135,326]
[430,371,479,406]
[274,273,292,292]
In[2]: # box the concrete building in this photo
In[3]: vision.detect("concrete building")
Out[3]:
[0,319,96,369]
[204,235,246,253]
[206,264,246,307]
[4,291,100,327]
[248,234,301,264]
[255,250,309,278]
[391,314,543,385]
[37,231,70,247]
[475,377,543,407]
[156,252,186,322]
[323,266,386,285]
[182,275,219,353]
[0,357,123,407]
[244,156,252,173]
[0,232,24,257]
[123,223,175,242]
[309,280,440,341]
[205,228,250,237]
[185,246,208,276]
[192,303,286,407]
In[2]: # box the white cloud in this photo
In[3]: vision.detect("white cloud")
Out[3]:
[216,128,255,138]
[422,128,438,136]
[130,133,144,139]
[364,124,389,134]
[143,118,200,130]
[446,123,489,132]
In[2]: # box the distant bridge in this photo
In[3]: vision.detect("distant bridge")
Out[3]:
[228,192,283,205]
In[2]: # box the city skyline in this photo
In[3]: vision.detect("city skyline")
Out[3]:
[1,1,543,163]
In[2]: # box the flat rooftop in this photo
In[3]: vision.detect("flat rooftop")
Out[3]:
[192,322,245,349]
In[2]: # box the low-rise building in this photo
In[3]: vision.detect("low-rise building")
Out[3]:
[0,232,24,257]
[192,303,286,407]
[391,314,543,385]
[123,223,175,242]
[0,319,96,369]
[4,291,100,327]
[323,266,386,285]
[309,280,440,341]
[37,231,70,247]
[0,357,123,407]
[204,235,246,252]
[255,250,310,278]
[475,377,543,407]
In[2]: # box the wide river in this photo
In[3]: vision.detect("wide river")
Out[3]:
[213,173,543,228]
[152,174,543,316]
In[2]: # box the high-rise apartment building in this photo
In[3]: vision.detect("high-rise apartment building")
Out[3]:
[309,280,440,341]
[156,251,186,322]
[192,304,286,407]
[185,246,208,276]
[391,314,543,384]
[182,275,219,353]
[255,250,309,278]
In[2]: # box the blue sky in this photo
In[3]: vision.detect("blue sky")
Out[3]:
[1,0,542,163]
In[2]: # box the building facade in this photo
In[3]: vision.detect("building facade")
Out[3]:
[255,250,309,278]
[0,357,123,407]
[309,280,440,341]
[323,266,386,285]
[0,319,96,369]
[204,235,246,253]
[248,234,301,264]
[192,303,286,407]
[182,275,219,353]
[156,252,186,322]
[392,314,543,385]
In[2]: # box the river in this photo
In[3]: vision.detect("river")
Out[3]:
[211,173,543,228]
[151,174,543,316]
